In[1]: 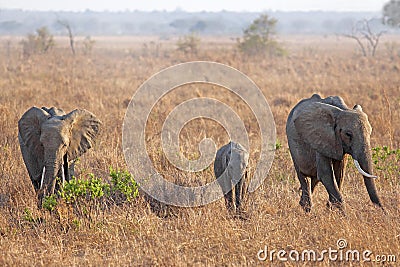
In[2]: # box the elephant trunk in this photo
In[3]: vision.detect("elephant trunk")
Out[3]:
[43,156,60,196]
[355,154,382,208]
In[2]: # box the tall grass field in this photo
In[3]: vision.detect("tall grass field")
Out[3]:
[0,35,399,265]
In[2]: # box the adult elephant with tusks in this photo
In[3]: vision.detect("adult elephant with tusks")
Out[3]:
[286,94,383,212]
[18,106,101,207]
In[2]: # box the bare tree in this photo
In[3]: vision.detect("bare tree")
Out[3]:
[343,19,385,57]
[58,20,75,55]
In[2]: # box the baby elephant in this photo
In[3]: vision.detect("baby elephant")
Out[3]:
[214,141,249,214]
[18,106,101,206]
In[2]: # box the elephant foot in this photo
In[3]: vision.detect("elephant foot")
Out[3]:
[225,202,235,214]
[301,205,311,213]
[36,189,45,209]
[233,211,249,220]
[234,206,249,220]
[299,197,312,212]
[326,201,346,216]
[377,205,387,215]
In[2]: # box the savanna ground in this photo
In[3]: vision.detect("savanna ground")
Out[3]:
[0,34,399,266]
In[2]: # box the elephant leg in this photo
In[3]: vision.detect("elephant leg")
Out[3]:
[217,172,234,213]
[296,166,312,212]
[316,154,343,208]
[224,189,234,213]
[30,167,42,192]
[240,171,249,209]
[311,176,319,193]
[333,155,347,191]
[235,176,245,213]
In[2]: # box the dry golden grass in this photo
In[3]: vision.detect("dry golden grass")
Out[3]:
[0,36,399,266]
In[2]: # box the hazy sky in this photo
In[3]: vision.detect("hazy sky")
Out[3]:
[0,0,389,12]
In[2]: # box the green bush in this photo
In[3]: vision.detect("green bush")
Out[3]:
[23,208,41,223]
[42,195,58,212]
[38,168,139,225]
[60,174,110,203]
[59,169,140,205]
[275,140,283,150]
[109,167,139,203]
[372,146,400,178]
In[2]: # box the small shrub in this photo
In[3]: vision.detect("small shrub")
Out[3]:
[23,208,35,223]
[58,169,139,205]
[72,218,81,229]
[23,208,43,224]
[20,26,54,57]
[237,14,286,57]
[110,167,139,203]
[60,174,110,203]
[60,177,89,203]
[87,173,110,199]
[82,36,95,55]
[275,140,283,150]
[35,168,139,226]
[176,33,200,54]
[57,174,110,223]
[372,145,400,182]
[42,195,58,212]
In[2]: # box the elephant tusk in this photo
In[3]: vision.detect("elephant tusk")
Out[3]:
[353,160,377,178]
[40,166,45,189]
[61,165,65,186]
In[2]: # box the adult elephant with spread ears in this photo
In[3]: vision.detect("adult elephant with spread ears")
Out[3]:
[18,106,101,206]
[286,94,383,212]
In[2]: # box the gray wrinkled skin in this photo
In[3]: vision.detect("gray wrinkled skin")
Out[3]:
[214,141,249,214]
[286,94,383,212]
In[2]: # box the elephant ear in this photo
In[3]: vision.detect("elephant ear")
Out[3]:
[294,102,343,160]
[18,107,50,153]
[18,107,50,189]
[63,109,102,160]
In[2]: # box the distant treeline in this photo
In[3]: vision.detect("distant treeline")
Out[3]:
[0,9,395,36]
